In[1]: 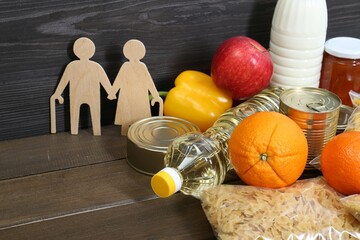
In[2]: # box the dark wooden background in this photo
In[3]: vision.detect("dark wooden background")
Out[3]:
[1,0,359,141]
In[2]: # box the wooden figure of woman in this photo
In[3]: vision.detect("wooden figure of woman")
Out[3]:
[111,39,163,135]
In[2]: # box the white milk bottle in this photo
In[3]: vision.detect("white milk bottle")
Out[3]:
[269,0,328,88]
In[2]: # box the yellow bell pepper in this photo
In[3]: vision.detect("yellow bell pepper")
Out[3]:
[164,70,233,132]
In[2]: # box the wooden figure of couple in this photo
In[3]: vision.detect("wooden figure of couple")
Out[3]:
[50,37,163,136]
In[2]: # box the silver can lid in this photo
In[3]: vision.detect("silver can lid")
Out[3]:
[280,87,341,113]
[127,116,200,175]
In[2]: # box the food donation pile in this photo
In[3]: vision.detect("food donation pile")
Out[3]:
[161,36,360,239]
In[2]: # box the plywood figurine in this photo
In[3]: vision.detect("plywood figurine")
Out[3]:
[50,37,116,136]
[110,39,163,136]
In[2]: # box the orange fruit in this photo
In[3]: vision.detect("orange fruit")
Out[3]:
[320,131,360,195]
[229,111,308,188]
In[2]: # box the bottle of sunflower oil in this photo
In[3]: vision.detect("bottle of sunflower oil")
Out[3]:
[151,87,285,199]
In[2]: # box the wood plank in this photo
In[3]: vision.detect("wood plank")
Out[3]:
[0,193,215,240]
[0,160,154,229]
[2,0,359,140]
[0,125,126,180]
[0,158,215,240]
[0,0,360,140]
[0,0,276,141]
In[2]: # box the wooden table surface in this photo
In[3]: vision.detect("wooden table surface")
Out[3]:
[0,126,216,240]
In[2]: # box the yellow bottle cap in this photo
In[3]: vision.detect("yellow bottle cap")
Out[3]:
[151,167,182,198]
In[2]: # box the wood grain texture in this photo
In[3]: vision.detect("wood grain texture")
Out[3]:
[0,0,360,140]
[0,160,154,230]
[0,125,126,180]
[0,152,215,239]
[0,192,214,240]
[0,117,322,240]
[0,127,215,239]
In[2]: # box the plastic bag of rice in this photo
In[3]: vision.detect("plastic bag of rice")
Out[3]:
[347,90,360,132]
[341,194,360,222]
[200,177,360,240]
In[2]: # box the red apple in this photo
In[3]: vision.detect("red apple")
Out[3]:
[211,36,273,100]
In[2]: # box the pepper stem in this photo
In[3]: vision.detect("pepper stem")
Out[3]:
[149,91,168,101]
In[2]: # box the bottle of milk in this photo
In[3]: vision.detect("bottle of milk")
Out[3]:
[269,0,328,89]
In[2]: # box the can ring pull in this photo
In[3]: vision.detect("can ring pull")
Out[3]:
[306,102,328,112]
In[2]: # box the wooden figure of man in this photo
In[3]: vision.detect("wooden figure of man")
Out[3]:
[50,37,116,136]
[111,39,163,136]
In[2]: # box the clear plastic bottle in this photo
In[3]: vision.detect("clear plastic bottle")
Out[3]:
[151,87,284,199]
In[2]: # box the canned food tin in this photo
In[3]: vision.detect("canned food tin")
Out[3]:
[337,105,354,134]
[280,87,341,169]
[127,116,200,175]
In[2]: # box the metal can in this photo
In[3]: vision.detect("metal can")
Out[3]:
[279,87,341,169]
[127,116,200,175]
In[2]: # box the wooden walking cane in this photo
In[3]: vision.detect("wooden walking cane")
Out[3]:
[155,97,164,117]
[157,91,167,116]
[50,95,57,134]
[158,100,163,117]
[50,95,64,134]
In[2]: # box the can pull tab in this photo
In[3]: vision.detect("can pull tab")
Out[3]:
[306,102,328,112]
